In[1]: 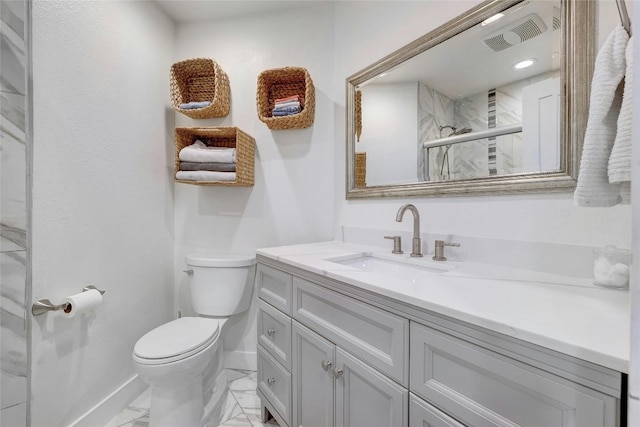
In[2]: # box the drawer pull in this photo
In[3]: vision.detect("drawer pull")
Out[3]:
[267,328,276,336]
[333,368,344,379]
[267,377,276,386]
[321,360,333,371]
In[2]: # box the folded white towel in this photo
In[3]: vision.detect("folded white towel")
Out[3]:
[608,36,633,184]
[179,140,236,164]
[574,26,628,207]
[176,171,237,182]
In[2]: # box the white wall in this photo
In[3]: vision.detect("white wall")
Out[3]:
[30,1,175,425]
[172,5,335,366]
[333,1,631,251]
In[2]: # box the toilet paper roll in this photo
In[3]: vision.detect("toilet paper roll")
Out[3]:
[61,289,102,318]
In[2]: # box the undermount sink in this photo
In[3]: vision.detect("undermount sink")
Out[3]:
[327,253,448,283]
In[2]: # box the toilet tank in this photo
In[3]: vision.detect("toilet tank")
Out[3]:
[185,253,256,316]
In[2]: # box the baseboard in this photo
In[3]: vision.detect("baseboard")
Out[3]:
[224,350,256,371]
[67,374,147,427]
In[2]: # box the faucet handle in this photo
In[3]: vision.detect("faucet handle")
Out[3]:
[433,240,460,261]
[384,236,403,254]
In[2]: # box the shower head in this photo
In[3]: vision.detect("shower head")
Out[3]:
[451,127,472,136]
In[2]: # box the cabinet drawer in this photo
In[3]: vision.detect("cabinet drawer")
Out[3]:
[257,345,291,427]
[258,299,292,370]
[257,264,293,315]
[410,393,464,427]
[410,322,617,427]
[293,277,408,386]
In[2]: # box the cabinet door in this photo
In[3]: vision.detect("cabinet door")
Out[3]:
[410,393,465,427]
[335,347,408,427]
[410,321,617,427]
[293,277,409,386]
[292,321,335,427]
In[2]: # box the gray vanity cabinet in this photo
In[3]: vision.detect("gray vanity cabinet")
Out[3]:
[410,321,618,427]
[291,277,409,386]
[257,262,410,427]
[334,346,408,427]
[410,393,465,427]
[292,321,335,427]
[256,257,623,427]
[257,264,294,427]
[292,320,408,427]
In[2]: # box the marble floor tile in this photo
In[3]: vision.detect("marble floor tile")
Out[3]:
[215,414,252,427]
[229,390,260,412]
[228,372,257,392]
[105,369,277,427]
[226,369,252,383]
[216,392,244,425]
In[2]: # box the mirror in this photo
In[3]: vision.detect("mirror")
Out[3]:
[346,0,594,198]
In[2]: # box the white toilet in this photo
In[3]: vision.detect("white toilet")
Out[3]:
[132,253,256,427]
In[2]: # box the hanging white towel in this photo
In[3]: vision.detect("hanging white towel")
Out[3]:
[608,36,633,184]
[178,140,237,164]
[574,26,629,207]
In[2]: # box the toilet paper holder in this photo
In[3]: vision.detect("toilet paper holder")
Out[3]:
[31,285,106,317]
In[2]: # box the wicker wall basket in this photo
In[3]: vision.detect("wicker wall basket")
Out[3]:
[256,67,315,130]
[174,127,254,187]
[355,152,367,187]
[170,58,230,119]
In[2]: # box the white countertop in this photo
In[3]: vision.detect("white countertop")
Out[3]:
[256,240,630,373]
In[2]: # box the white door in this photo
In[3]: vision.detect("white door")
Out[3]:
[335,347,408,427]
[292,321,335,427]
[522,77,561,173]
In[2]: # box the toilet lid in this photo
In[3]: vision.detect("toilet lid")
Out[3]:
[134,317,219,361]
[185,253,255,268]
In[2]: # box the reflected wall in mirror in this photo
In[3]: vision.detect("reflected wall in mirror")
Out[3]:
[346,0,595,198]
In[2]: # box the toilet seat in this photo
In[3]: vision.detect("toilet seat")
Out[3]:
[133,317,220,365]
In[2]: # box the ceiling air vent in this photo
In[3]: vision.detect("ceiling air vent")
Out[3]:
[483,13,548,52]
[552,7,561,31]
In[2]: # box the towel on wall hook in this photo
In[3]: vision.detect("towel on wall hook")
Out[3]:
[616,0,632,36]
[574,25,629,207]
[608,36,633,185]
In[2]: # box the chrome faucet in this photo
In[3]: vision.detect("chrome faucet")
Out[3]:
[433,240,460,261]
[395,204,422,257]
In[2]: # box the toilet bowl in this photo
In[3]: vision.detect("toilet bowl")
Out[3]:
[132,253,255,427]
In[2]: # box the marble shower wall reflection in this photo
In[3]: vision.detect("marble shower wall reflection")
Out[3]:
[419,75,540,181]
[417,83,454,181]
[1,0,28,425]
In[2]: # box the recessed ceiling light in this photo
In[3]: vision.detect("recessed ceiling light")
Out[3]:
[513,59,536,69]
[482,13,505,26]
